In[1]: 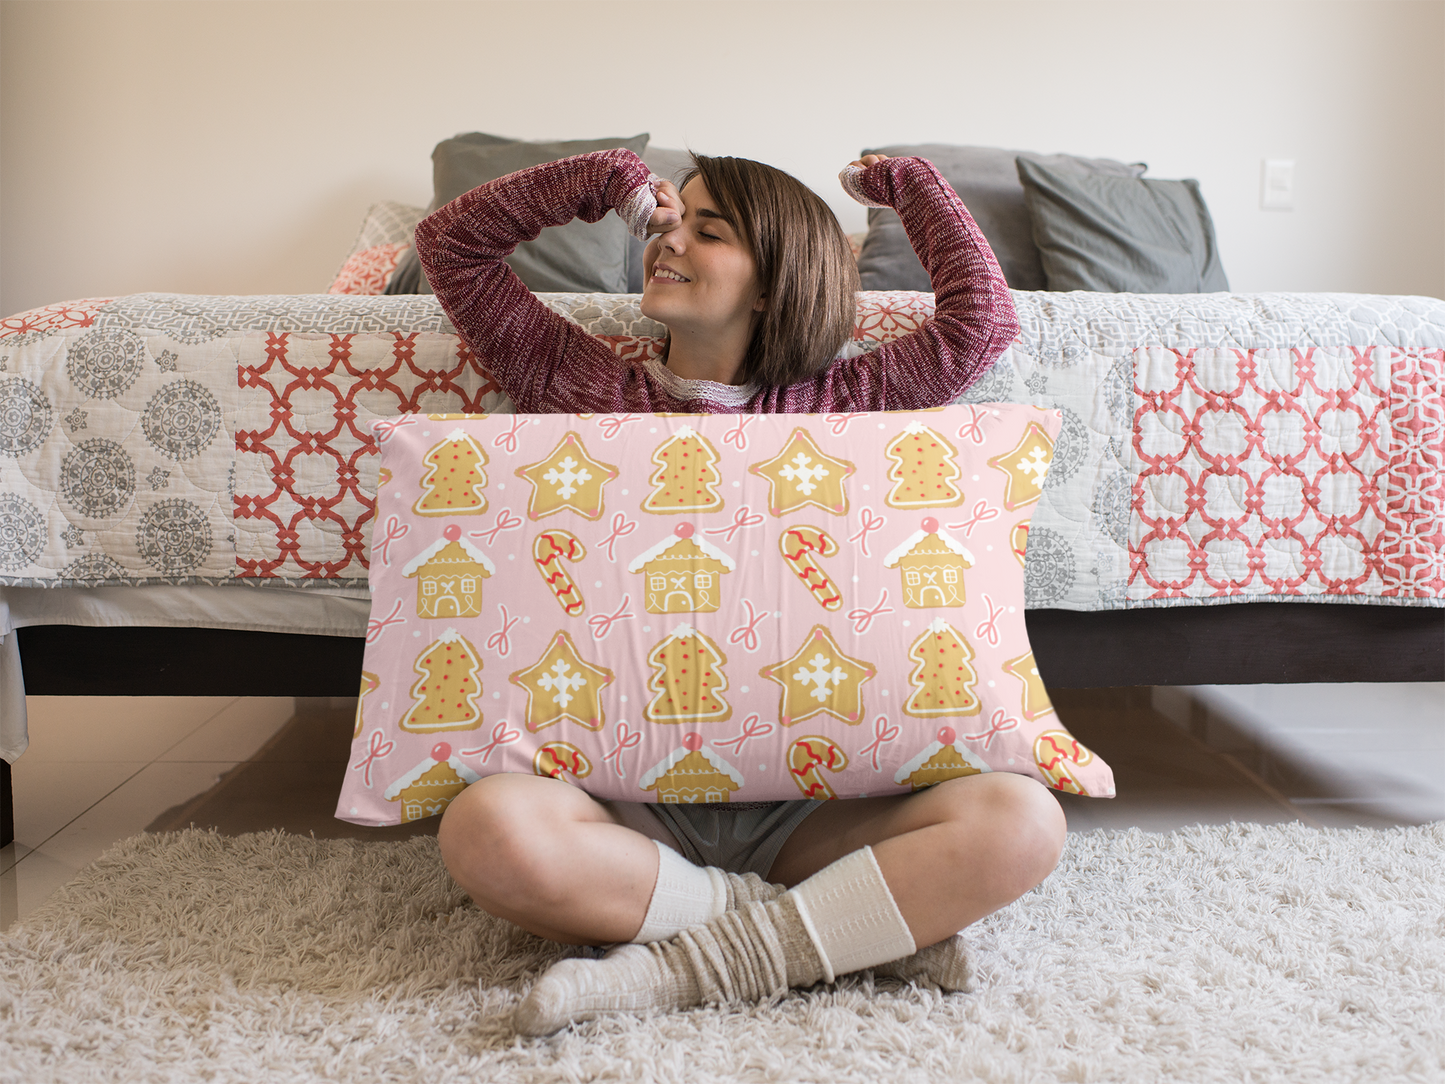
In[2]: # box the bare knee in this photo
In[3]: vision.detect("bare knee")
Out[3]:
[437,775,586,913]
[934,772,1067,899]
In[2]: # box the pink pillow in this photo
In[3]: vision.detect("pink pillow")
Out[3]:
[327,242,411,296]
[337,407,1115,826]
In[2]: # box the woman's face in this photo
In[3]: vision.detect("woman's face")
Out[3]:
[640,177,765,339]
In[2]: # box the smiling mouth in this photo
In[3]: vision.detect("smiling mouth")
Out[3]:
[652,267,690,283]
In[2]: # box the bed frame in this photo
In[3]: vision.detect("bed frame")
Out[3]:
[3,603,1439,848]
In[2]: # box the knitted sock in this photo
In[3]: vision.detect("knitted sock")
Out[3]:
[786,845,916,983]
[631,840,785,943]
[514,846,915,1036]
[869,933,973,992]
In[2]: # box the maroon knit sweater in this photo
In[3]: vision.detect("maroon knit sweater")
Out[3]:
[415,149,1018,414]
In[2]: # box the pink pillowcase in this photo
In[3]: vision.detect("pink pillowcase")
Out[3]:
[336,407,1115,826]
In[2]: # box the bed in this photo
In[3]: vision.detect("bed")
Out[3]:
[2,138,1441,846]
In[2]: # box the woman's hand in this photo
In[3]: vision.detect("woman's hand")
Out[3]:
[646,179,684,235]
[847,154,891,171]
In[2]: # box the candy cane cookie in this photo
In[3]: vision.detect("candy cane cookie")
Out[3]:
[786,736,848,800]
[532,530,586,616]
[778,526,843,611]
[1032,729,1094,795]
[534,741,593,783]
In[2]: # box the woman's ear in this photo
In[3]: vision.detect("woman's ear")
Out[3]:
[753,292,768,313]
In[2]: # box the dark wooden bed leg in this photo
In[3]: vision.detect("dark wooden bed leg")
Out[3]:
[1,757,12,849]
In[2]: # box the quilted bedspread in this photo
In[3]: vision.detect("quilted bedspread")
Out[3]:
[0,290,1441,610]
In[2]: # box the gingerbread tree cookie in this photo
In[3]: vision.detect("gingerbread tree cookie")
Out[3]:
[642,425,725,515]
[902,620,982,718]
[413,429,489,517]
[516,431,618,520]
[884,422,965,509]
[761,624,875,727]
[749,428,855,517]
[399,628,484,733]
[644,624,732,724]
[509,630,614,733]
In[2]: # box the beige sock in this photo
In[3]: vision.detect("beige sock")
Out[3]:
[869,933,973,992]
[632,841,785,943]
[786,845,916,982]
[514,846,918,1036]
[515,897,805,1036]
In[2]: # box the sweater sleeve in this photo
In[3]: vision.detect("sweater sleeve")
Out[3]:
[413,149,660,413]
[760,156,1020,414]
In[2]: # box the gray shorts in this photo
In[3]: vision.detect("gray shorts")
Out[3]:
[607,800,822,878]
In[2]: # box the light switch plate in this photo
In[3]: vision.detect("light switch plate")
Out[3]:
[1262,159,1294,210]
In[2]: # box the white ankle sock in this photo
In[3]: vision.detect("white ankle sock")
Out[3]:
[631,841,728,943]
[785,846,916,982]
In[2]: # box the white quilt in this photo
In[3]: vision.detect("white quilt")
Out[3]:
[0,289,1441,611]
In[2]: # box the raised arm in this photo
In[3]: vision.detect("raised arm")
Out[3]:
[413,149,661,412]
[762,156,1019,413]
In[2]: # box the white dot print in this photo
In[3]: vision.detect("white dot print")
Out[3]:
[972,475,979,481]
[1008,606,1016,614]
[412,631,421,638]
[649,427,657,433]
[422,430,431,437]
[643,625,652,633]
[493,691,501,699]
[522,616,530,624]
[741,686,750,693]
[622,489,629,496]
[620,695,629,703]
[380,702,389,710]
[594,580,602,588]
[497,482,505,490]
[987,680,996,688]
[902,620,910,627]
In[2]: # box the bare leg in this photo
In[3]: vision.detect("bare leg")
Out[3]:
[768,771,1067,948]
[437,773,665,945]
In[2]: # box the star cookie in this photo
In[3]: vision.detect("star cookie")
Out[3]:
[509,630,614,732]
[761,624,876,727]
[1002,650,1055,721]
[988,420,1055,511]
[516,431,618,520]
[749,427,855,517]
[884,422,965,509]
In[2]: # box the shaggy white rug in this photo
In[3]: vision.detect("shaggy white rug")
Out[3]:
[1,823,1441,1084]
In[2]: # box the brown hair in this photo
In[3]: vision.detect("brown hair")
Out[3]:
[678,154,859,388]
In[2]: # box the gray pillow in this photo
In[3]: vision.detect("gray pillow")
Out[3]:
[387,132,649,296]
[1016,156,1229,293]
[854,144,1147,292]
[625,145,697,292]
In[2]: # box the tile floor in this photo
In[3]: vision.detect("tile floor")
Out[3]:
[2,684,1441,931]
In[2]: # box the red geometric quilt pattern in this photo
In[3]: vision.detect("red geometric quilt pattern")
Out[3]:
[1129,346,1444,600]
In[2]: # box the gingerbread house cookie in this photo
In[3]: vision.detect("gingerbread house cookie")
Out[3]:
[402,524,495,618]
[516,431,618,520]
[761,624,875,727]
[398,628,484,733]
[413,429,489,517]
[642,425,725,515]
[639,732,744,803]
[509,630,614,732]
[884,422,965,509]
[643,624,732,724]
[903,619,982,718]
[749,427,855,517]
[988,420,1055,511]
[893,726,990,792]
[384,741,480,822]
[884,517,975,608]
[1003,651,1055,721]
[628,523,735,614]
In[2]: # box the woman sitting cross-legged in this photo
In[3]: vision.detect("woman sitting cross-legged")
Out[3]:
[414,147,1068,1035]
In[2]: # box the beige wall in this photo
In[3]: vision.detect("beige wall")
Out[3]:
[2,0,1442,318]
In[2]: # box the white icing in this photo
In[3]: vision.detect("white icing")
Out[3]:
[883,528,976,567]
[446,427,471,442]
[892,741,990,785]
[639,744,745,789]
[901,421,928,435]
[626,532,736,572]
[384,755,480,799]
[401,535,496,576]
